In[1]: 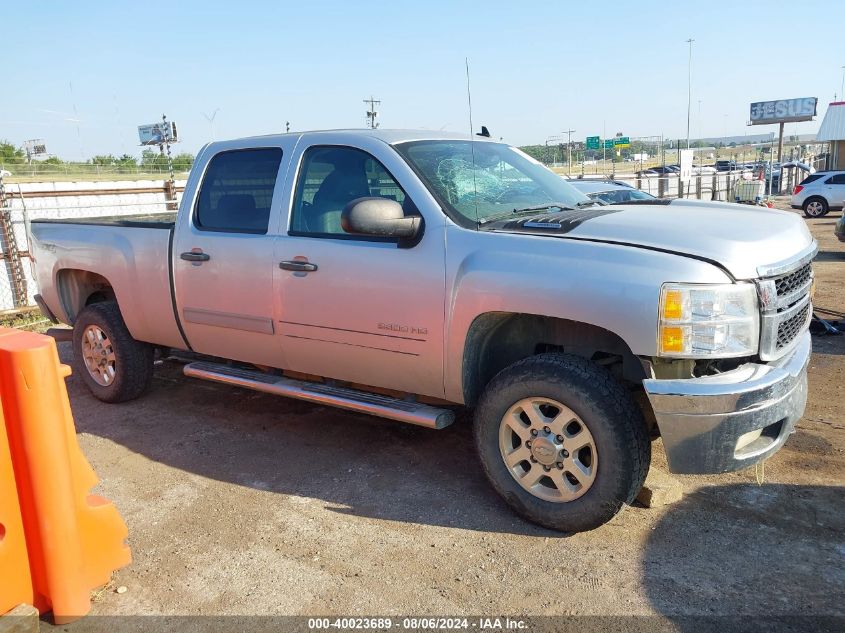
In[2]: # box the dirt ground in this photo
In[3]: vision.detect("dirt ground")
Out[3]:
[48,205,844,626]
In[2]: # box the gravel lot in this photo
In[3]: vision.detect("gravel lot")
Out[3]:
[53,206,844,626]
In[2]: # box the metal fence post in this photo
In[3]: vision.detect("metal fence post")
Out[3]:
[0,175,28,308]
[711,174,718,200]
[658,177,665,199]
[695,175,702,199]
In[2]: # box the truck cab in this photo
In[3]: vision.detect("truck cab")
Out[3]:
[29,129,815,532]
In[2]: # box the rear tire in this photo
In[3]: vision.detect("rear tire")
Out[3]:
[72,301,154,403]
[803,197,828,218]
[474,353,650,533]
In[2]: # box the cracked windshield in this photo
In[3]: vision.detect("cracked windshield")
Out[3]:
[397,140,591,225]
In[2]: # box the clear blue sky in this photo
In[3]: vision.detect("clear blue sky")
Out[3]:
[4,1,844,159]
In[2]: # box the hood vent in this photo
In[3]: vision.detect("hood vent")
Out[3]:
[495,208,621,234]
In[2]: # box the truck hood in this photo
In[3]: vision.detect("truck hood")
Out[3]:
[490,200,815,279]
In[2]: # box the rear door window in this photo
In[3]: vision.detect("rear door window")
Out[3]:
[195,148,283,234]
[827,174,845,185]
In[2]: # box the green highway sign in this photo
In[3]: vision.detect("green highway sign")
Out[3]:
[604,139,615,149]
[586,136,600,150]
[614,136,631,147]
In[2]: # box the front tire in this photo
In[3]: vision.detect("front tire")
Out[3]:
[474,353,650,532]
[72,301,154,403]
[803,197,828,218]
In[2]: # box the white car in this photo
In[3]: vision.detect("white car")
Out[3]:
[0,169,11,178]
[790,171,845,218]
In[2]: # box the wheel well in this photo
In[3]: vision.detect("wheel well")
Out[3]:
[56,269,116,324]
[804,196,827,206]
[462,312,645,407]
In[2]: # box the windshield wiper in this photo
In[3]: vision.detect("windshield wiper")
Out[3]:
[575,199,608,208]
[479,202,575,225]
[512,202,576,214]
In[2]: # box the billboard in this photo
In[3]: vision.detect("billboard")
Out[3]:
[749,98,817,125]
[138,121,179,145]
[24,139,47,156]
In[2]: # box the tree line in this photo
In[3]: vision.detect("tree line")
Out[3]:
[0,140,194,172]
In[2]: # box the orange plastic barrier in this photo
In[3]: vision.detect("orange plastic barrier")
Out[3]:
[0,327,130,623]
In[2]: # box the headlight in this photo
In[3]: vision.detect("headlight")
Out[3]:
[658,283,759,358]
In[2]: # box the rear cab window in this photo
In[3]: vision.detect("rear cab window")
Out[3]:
[194,148,283,234]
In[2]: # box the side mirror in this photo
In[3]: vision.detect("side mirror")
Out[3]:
[341,197,421,239]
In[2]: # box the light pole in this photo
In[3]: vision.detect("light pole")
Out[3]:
[686,38,694,149]
[564,128,575,176]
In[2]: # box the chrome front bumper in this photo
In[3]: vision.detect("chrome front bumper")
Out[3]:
[643,331,811,474]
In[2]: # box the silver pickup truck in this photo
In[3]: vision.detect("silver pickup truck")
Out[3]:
[28,129,815,532]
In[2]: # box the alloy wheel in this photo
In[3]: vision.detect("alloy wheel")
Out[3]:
[81,325,116,386]
[498,397,597,502]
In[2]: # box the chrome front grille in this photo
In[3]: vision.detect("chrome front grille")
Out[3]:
[757,257,814,361]
[773,262,812,307]
[776,302,811,349]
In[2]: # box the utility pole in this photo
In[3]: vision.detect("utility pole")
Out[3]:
[161,113,177,211]
[564,129,575,176]
[686,38,694,149]
[363,96,381,129]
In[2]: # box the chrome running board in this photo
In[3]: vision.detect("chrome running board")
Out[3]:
[183,361,454,430]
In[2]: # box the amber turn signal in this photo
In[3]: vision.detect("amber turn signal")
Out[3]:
[660,326,685,353]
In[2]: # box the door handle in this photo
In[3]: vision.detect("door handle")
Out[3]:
[180,251,210,262]
[279,260,318,272]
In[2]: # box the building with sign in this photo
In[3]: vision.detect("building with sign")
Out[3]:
[816,101,845,170]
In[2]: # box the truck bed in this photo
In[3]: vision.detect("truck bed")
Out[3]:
[29,213,186,350]
[31,212,177,229]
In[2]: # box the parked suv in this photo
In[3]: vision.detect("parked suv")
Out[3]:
[791,171,845,217]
